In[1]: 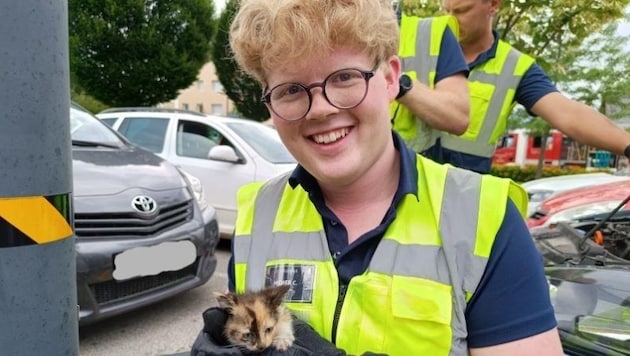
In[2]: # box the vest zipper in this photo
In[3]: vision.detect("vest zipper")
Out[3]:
[331,283,348,344]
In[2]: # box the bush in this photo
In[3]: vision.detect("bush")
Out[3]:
[489,165,611,183]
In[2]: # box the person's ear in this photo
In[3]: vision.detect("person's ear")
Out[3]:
[385,55,402,100]
[489,0,501,16]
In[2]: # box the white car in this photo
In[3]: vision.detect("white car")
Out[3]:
[97,108,296,238]
[521,172,630,217]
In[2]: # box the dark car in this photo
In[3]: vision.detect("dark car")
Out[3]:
[70,104,220,325]
[547,266,630,355]
[530,201,630,354]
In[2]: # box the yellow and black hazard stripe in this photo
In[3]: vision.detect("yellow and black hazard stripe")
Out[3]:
[0,193,73,247]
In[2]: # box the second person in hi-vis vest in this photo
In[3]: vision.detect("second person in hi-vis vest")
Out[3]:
[437,0,630,173]
[391,4,470,156]
[227,0,564,355]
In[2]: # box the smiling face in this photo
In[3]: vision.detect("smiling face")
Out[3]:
[443,0,499,47]
[265,48,400,187]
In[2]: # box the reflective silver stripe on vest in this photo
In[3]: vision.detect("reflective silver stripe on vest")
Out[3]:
[400,18,435,86]
[367,167,485,356]
[234,172,295,290]
[397,18,439,152]
[442,168,485,356]
[441,48,524,157]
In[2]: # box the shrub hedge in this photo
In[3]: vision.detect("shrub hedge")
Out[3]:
[489,165,612,183]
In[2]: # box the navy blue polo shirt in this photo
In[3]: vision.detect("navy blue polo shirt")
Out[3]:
[435,27,470,83]
[227,132,557,348]
[426,30,558,174]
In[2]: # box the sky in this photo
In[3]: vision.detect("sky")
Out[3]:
[215,0,226,14]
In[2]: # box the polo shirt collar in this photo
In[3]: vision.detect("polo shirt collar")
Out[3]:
[468,30,500,69]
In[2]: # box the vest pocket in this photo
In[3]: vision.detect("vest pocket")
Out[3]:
[391,275,452,324]
[463,83,494,140]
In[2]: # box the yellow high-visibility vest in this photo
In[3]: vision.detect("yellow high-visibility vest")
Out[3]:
[391,15,459,152]
[440,40,535,158]
[232,156,527,355]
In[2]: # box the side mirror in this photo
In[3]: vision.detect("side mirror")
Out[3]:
[208,145,242,163]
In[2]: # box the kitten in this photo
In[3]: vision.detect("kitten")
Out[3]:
[215,284,295,352]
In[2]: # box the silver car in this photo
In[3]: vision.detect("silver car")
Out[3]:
[97,108,296,238]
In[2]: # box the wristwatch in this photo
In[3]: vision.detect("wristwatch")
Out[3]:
[396,73,413,100]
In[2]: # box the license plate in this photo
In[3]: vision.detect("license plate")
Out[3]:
[113,240,196,281]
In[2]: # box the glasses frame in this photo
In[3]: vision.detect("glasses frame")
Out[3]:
[262,65,378,121]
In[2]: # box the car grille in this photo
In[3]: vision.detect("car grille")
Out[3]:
[90,259,198,304]
[74,200,194,237]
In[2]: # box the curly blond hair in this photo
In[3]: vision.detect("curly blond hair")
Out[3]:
[229,0,399,84]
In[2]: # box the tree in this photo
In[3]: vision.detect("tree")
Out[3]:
[559,24,630,119]
[212,0,269,122]
[69,0,216,107]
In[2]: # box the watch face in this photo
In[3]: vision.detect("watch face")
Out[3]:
[400,74,412,89]
[396,74,413,100]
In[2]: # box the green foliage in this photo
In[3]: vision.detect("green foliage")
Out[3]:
[557,23,630,119]
[71,88,109,114]
[401,0,442,17]
[69,0,216,106]
[496,0,628,64]
[402,0,630,76]
[490,164,611,182]
[211,0,268,122]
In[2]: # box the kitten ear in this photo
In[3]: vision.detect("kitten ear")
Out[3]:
[264,284,291,308]
[214,291,238,311]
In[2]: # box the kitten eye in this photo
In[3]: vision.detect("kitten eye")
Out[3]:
[242,332,252,341]
[265,327,274,334]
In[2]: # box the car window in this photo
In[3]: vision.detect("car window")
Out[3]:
[176,120,234,159]
[117,117,168,153]
[99,117,117,127]
[70,106,122,146]
[226,122,295,164]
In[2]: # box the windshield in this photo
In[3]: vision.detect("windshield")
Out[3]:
[70,105,123,146]
[226,122,295,164]
[549,268,630,350]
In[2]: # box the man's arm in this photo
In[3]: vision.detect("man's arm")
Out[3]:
[397,73,469,134]
[465,200,562,354]
[470,328,563,356]
[531,92,630,156]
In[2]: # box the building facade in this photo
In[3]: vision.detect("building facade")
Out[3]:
[159,62,233,116]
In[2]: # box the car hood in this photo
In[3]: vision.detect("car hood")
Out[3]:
[523,173,629,193]
[538,179,630,214]
[72,146,186,196]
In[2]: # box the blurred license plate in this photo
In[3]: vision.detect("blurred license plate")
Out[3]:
[113,240,196,281]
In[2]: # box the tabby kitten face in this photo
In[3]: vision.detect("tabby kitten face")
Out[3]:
[216,285,294,351]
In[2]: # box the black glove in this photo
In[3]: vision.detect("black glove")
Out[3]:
[190,307,378,356]
[289,318,346,356]
[190,307,244,356]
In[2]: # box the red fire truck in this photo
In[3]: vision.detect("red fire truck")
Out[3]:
[492,129,617,168]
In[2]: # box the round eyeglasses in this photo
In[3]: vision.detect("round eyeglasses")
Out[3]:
[262,66,377,121]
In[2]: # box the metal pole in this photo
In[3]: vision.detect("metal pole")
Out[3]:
[0,0,78,355]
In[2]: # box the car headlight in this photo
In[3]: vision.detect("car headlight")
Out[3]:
[546,201,624,226]
[178,169,209,212]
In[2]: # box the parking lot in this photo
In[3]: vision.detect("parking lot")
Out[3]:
[79,241,231,356]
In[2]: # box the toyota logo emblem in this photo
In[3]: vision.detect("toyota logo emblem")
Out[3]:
[131,195,158,215]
